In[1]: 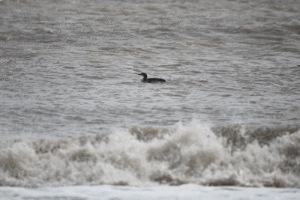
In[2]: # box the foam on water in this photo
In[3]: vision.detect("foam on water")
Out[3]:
[1,184,299,200]
[1,121,299,188]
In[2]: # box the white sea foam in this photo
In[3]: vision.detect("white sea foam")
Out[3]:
[0,184,299,200]
[0,121,299,188]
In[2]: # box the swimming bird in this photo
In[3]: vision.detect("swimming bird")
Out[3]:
[138,73,166,83]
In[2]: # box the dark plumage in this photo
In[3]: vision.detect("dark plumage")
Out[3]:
[138,73,166,83]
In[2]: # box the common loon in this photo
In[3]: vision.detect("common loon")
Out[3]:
[138,73,166,83]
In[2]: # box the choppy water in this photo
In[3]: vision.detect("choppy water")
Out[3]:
[0,0,299,188]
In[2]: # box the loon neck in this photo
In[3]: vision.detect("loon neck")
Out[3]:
[141,73,147,81]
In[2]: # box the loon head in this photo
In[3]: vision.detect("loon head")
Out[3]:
[138,73,147,79]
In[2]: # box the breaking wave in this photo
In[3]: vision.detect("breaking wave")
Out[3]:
[0,121,299,188]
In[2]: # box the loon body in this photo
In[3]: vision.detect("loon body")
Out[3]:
[138,73,166,83]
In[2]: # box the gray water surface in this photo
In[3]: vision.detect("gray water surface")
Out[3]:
[0,0,299,138]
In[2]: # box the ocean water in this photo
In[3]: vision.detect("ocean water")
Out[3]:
[0,0,300,193]
[0,185,299,200]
